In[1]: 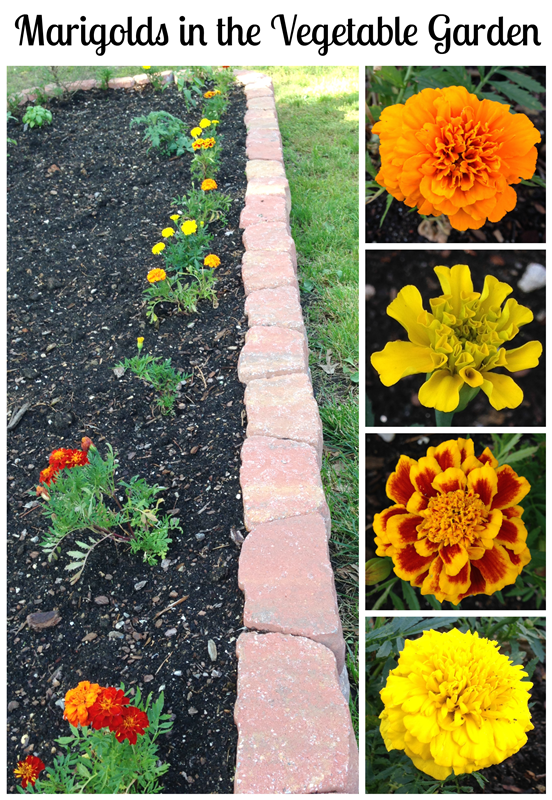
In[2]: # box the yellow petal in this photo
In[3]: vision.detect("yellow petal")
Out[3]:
[458,365,484,388]
[418,370,464,412]
[480,373,523,410]
[503,340,543,372]
[386,286,432,346]
[478,274,513,317]
[433,264,473,317]
[371,341,437,386]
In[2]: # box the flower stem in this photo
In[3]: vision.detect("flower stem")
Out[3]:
[435,409,456,427]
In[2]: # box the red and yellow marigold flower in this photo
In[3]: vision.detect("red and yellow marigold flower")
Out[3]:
[204,90,221,98]
[371,264,542,413]
[88,686,130,731]
[201,179,217,191]
[380,628,534,779]
[147,268,166,283]
[372,85,541,231]
[63,681,102,728]
[14,754,45,788]
[374,438,531,604]
[113,705,150,745]
[181,220,198,236]
[204,254,220,268]
[202,137,216,149]
[192,139,205,150]
[39,446,90,485]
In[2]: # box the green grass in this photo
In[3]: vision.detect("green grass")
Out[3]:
[254,66,359,726]
[7,66,183,96]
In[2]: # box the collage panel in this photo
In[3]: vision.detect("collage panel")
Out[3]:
[366,65,545,244]
[365,616,545,793]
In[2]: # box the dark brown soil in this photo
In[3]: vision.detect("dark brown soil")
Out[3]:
[365,433,546,612]
[366,250,546,428]
[7,81,248,793]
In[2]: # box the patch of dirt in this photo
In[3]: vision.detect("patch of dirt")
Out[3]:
[7,82,248,793]
[365,433,545,612]
[365,250,546,428]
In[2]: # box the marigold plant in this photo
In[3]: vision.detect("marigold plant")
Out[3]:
[372,85,541,231]
[374,438,531,604]
[14,754,45,788]
[371,264,542,419]
[380,628,533,779]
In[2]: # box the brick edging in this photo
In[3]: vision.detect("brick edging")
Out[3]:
[234,70,359,795]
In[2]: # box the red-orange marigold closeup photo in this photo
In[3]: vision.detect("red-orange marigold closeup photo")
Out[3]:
[113,705,150,745]
[372,85,541,231]
[63,681,102,728]
[14,754,45,788]
[373,438,532,605]
[88,686,130,731]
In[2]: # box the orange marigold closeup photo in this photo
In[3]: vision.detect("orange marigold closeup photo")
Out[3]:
[374,438,531,605]
[63,681,102,727]
[372,85,541,231]
[14,754,45,788]
[147,267,166,284]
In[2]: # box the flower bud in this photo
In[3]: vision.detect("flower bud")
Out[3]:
[365,557,392,585]
[137,337,144,352]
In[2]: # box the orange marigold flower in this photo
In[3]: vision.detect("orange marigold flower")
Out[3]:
[88,686,130,731]
[147,268,166,283]
[374,438,531,605]
[63,681,102,728]
[14,754,45,788]
[204,90,216,98]
[372,85,541,232]
[204,254,220,268]
[81,437,93,453]
[41,447,89,485]
[39,465,56,486]
[201,179,217,191]
[113,705,150,745]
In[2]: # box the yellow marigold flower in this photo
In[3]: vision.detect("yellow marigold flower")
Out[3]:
[147,268,166,283]
[204,254,220,268]
[63,681,102,728]
[211,120,219,125]
[372,86,541,231]
[201,179,217,191]
[161,227,175,238]
[170,214,180,221]
[190,127,202,138]
[142,66,151,70]
[374,438,531,605]
[137,337,144,351]
[202,137,215,149]
[192,139,204,150]
[151,242,165,255]
[204,90,216,98]
[199,118,211,128]
[380,628,534,779]
[371,264,542,413]
[181,220,197,236]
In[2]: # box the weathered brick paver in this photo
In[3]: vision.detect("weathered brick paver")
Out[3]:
[245,177,291,213]
[234,632,359,794]
[245,286,305,334]
[240,436,330,532]
[239,195,289,229]
[244,373,323,460]
[237,326,308,383]
[241,251,298,296]
[243,221,296,265]
[238,513,345,670]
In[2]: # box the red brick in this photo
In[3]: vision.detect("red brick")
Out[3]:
[246,159,286,180]
[234,632,359,794]
[241,251,298,296]
[238,513,345,670]
[246,129,282,147]
[108,76,135,89]
[245,286,305,335]
[245,177,291,214]
[243,222,296,267]
[246,117,280,132]
[244,109,278,125]
[240,436,329,531]
[244,373,323,461]
[133,73,151,86]
[245,87,274,99]
[246,140,284,162]
[240,196,289,229]
[247,97,277,111]
[238,327,308,384]
[66,79,99,91]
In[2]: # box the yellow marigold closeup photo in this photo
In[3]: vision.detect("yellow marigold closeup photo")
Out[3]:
[380,628,534,779]
[373,437,531,605]
[181,220,198,236]
[372,85,541,232]
[370,263,542,415]
[201,179,217,191]
[151,242,165,255]
[147,268,166,283]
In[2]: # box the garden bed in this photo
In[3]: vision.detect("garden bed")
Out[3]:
[7,79,248,793]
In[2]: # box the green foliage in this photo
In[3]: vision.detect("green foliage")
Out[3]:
[22,105,52,129]
[37,446,179,582]
[117,352,190,414]
[160,221,213,274]
[144,266,218,323]
[172,185,232,226]
[130,110,193,158]
[143,67,169,92]
[98,67,115,90]
[175,67,212,110]
[20,688,173,794]
[190,134,222,181]
[213,67,236,93]
[202,91,228,119]
[365,616,543,793]
[7,112,18,148]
